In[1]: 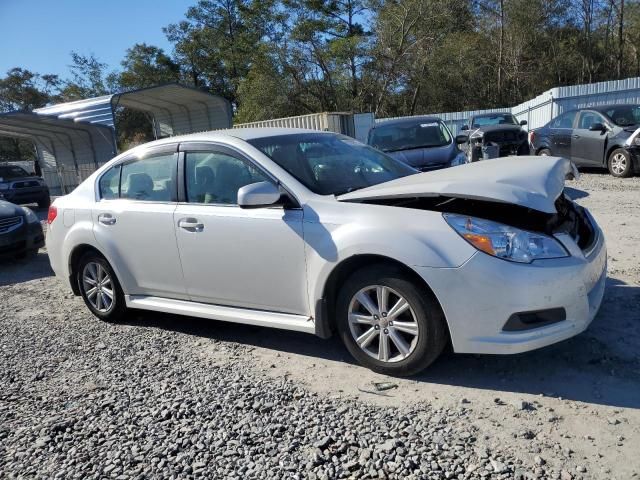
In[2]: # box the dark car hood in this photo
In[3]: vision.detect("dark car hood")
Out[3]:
[0,200,22,218]
[385,143,456,168]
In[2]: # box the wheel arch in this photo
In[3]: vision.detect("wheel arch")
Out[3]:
[68,244,109,295]
[314,254,449,340]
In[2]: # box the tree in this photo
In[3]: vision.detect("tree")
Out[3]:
[59,52,117,100]
[118,43,181,90]
[0,68,60,112]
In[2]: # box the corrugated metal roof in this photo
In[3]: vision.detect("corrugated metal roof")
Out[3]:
[0,111,117,194]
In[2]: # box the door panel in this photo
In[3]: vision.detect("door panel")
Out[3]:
[92,149,187,299]
[174,147,309,314]
[548,111,577,159]
[571,111,608,166]
[174,204,308,313]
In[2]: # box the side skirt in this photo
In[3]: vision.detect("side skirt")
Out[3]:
[125,295,316,334]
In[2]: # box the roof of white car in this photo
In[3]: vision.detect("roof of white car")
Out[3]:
[137,127,328,148]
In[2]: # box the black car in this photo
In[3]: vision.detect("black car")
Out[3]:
[530,104,640,177]
[367,116,467,171]
[0,200,45,259]
[0,164,51,208]
[458,112,529,161]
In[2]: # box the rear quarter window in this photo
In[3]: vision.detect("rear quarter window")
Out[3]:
[99,165,121,200]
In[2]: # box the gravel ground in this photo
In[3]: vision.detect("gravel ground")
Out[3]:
[1,172,639,480]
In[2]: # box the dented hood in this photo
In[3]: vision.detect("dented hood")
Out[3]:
[338,156,577,214]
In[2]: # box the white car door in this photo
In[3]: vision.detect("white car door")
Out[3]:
[92,145,188,299]
[173,143,308,315]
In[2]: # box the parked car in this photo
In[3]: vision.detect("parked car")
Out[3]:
[367,116,467,171]
[459,112,529,161]
[530,104,640,177]
[46,129,606,376]
[0,164,51,208]
[0,199,45,259]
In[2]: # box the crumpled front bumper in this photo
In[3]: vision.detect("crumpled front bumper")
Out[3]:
[415,222,607,355]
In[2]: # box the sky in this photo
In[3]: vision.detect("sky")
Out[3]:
[0,0,194,79]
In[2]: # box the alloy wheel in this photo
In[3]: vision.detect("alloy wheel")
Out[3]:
[611,153,627,175]
[82,262,115,313]
[347,285,420,363]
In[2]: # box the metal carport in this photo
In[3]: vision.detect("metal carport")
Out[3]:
[0,84,232,194]
[0,112,116,195]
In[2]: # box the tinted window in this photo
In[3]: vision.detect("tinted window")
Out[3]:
[369,120,452,152]
[0,165,29,179]
[185,151,270,205]
[120,154,176,201]
[550,111,577,129]
[248,133,416,196]
[99,165,121,199]
[577,111,605,130]
[471,114,518,127]
[603,105,640,126]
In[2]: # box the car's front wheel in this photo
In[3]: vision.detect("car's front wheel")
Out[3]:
[608,148,632,177]
[76,252,127,322]
[538,148,552,156]
[336,266,448,376]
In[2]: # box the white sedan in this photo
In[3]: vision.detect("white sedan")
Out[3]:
[46,128,606,376]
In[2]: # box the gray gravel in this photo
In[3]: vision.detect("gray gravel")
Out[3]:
[1,257,567,480]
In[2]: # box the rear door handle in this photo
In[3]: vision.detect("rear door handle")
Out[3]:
[98,213,116,226]
[178,218,204,232]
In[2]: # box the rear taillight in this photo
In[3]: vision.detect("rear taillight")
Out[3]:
[47,205,58,224]
[528,130,536,144]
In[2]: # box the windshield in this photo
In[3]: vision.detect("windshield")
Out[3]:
[471,114,519,127]
[603,105,640,127]
[368,120,452,152]
[247,133,416,196]
[0,165,30,180]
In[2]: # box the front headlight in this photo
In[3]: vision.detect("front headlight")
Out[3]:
[22,207,39,223]
[443,213,568,263]
[450,152,467,167]
[624,128,640,147]
[0,182,8,191]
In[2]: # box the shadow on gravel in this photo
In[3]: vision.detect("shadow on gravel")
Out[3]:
[0,252,54,286]
[123,277,640,410]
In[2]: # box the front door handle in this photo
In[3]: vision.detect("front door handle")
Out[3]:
[98,213,116,226]
[178,218,204,232]
[572,134,581,139]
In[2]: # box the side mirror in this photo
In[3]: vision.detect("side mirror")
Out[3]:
[520,120,528,126]
[237,181,282,208]
[461,124,469,131]
[589,122,606,132]
[455,134,468,144]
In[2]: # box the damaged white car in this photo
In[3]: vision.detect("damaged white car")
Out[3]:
[46,129,606,376]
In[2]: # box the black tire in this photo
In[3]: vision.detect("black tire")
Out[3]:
[38,195,51,209]
[76,251,127,322]
[537,148,552,156]
[607,148,632,178]
[336,265,448,376]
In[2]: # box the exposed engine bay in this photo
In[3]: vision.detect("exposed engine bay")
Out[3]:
[364,191,597,252]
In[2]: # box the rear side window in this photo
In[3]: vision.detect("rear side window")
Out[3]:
[551,111,577,129]
[120,154,176,201]
[99,165,121,199]
[99,153,176,201]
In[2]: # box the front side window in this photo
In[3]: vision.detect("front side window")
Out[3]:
[369,120,452,152]
[185,151,270,205]
[249,133,416,196]
[577,111,606,130]
[471,114,519,127]
[120,153,176,201]
[551,111,577,129]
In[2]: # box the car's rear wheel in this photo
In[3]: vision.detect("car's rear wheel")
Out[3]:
[608,148,632,177]
[538,148,552,156]
[76,252,127,322]
[336,266,448,376]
